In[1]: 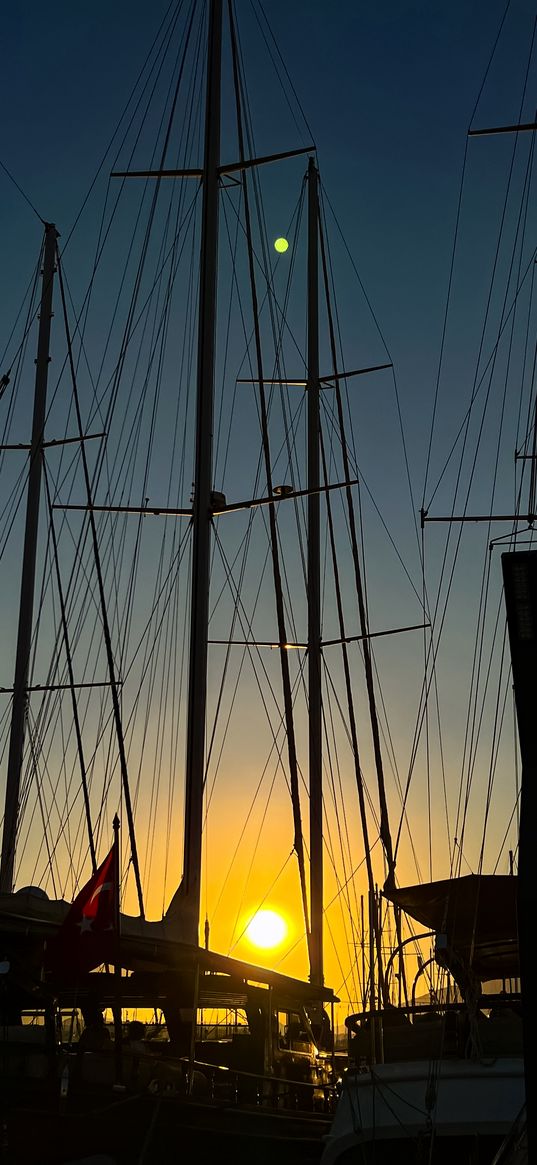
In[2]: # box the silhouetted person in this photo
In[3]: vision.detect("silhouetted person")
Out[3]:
[126,1020,146,1054]
[78,1020,110,1052]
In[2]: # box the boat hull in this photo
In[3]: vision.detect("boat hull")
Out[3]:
[321,1057,525,1164]
[1,1083,330,1165]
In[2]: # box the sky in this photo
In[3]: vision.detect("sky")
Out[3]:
[0,1,535,1017]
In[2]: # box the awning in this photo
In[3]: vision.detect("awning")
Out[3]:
[0,889,338,1005]
[385,874,519,983]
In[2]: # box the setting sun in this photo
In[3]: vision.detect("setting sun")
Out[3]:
[246,909,287,949]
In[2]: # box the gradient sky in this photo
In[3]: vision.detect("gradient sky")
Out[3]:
[1,1,535,1016]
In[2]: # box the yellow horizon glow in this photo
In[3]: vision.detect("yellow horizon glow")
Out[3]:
[246,908,287,949]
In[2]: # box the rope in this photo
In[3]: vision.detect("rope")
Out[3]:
[0,157,45,224]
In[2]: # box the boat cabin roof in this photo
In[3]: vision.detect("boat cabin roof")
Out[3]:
[385,874,519,983]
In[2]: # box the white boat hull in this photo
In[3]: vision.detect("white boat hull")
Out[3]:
[322,1057,525,1163]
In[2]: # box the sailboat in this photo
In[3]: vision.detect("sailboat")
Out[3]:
[322,21,537,1165]
[0,1,405,1161]
[2,3,532,1164]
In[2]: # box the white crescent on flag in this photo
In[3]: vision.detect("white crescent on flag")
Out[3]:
[88,881,112,905]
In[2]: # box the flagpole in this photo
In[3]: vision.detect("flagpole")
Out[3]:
[112,814,123,1088]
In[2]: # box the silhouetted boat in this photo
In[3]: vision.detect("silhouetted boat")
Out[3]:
[0,1,360,1160]
[322,26,537,1163]
[1,4,534,1165]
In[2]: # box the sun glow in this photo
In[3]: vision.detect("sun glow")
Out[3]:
[274,236,289,253]
[246,909,287,949]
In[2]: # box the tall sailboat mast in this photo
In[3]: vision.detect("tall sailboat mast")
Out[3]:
[181,0,222,944]
[307,157,323,986]
[0,222,58,893]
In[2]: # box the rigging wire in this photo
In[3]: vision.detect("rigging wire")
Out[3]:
[0,157,45,225]
[406,5,536,891]
[250,0,316,146]
[60,0,187,253]
[229,0,312,956]
[227,851,293,955]
[56,247,145,915]
[0,0,207,890]
[421,0,515,509]
[0,0,436,1003]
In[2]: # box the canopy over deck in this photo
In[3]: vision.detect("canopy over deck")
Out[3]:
[385,874,519,984]
[0,888,338,1006]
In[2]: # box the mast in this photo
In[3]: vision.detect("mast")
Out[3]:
[502,549,537,1161]
[181,0,222,943]
[317,220,390,1004]
[307,157,323,986]
[226,2,312,967]
[0,222,57,893]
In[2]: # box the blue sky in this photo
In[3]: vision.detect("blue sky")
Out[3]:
[2,1,535,505]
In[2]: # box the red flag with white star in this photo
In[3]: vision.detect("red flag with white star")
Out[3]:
[47,843,117,975]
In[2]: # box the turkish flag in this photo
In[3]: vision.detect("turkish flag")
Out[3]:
[47,843,117,976]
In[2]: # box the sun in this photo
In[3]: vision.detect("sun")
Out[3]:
[246,909,287,949]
